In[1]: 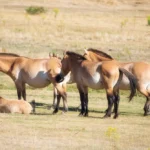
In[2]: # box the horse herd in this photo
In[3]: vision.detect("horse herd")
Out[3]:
[0,48,150,118]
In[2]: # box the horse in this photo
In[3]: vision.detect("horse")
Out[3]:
[83,48,150,116]
[0,53,68,113]
[61,51,137,118]
[0,96,35,114]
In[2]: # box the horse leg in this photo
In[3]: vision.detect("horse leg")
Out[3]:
[54,83,68,113]
[62,92,68,113]
[16,88,22,100]
[113,91,120,119]
[78,91,85,116]
[77,84,87,116]
[84,93,89,117]
[52,87,58,109]
[144,97,150,116]
[53,94,61,114]
[15,82,22,100]
[137,86,150,116]
[103,94,115,118]
[22,83,26,100]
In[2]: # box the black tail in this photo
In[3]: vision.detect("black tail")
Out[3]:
[114,68,137,101]
[118,68,137,101]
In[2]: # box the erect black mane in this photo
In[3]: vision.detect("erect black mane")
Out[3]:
[66,51,86,60]
[87,48,113,60]
[0,53,20,57]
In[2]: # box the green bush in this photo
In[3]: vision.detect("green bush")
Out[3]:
[147,16,150,26]
[26,6,47,15]
[52,8,59,18]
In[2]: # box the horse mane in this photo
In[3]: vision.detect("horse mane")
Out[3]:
[66,51,86,60]
[87,48,113,60]
[0,53,20,57]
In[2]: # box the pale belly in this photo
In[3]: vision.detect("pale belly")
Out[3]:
[23,71,51,88]
[26,78,51,88]
[82,72,104,89]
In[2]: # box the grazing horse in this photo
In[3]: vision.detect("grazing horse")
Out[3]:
[0,53,67,113]
[0,96,35,114]
[61,51,137,118]
[83,48,150,116]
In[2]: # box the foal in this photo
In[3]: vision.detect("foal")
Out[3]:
[0,97,34,114]
[83,48,150,116]
[61,51,137,118]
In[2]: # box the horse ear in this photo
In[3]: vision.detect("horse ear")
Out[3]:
[84,49,88,54]
[56,54,59,58]
[63,50,66,56]
[53,53,56,57]
[49,53,53,58]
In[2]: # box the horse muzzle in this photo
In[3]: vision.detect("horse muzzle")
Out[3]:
[55,73,64,83]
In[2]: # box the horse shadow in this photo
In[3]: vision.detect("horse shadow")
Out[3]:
[32,102,144,117]
[32,102,106,117]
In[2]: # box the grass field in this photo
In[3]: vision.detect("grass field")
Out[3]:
[0,0,150,150]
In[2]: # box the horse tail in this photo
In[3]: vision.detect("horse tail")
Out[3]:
[117,68,137,101]
[113,68,123,94]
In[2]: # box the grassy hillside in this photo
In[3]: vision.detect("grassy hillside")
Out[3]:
[0,1,150,150]
[0,0,150,61]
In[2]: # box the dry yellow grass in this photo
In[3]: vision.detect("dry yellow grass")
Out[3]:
[0,89,150,150]
[0,0,150,60]
[0,0,150,150]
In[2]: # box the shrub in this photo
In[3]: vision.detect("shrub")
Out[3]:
[147,16,150,26]
[26,6,47,15]
[53,8,59,18]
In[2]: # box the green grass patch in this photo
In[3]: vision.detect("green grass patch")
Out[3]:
[147,16,150,26]
[26,6,47,15]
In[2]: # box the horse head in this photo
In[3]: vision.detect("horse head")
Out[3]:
[83,48,113,62]
[83,48,93,61]
[61,51,70,76]
[47,56,64,83]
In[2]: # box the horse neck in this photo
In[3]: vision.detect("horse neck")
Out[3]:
[92,53,112,62]
[63,57,81,75]
[0,97,6,104]
[0,57,16,74]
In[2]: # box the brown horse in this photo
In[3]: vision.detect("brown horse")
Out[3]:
[61,51,137,118]
[0,53,67,113]
[83,48,150,116]
[0,96,35,114]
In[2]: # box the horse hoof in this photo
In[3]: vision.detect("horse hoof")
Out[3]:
[84,113,88,117]
[64,109,68,113]
[103,114,111,119]
[53,109,58,114]
[61,111,66,115]
[52,112,56,115]
[104,109,108,113]
[78,112,84,116]
[113,114,118,119]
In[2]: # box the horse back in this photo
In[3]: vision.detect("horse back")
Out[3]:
[132,62,150,80]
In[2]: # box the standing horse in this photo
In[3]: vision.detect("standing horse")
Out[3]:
[0,53,67,113]
[61,51,137,118]
[83,48,150,116]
